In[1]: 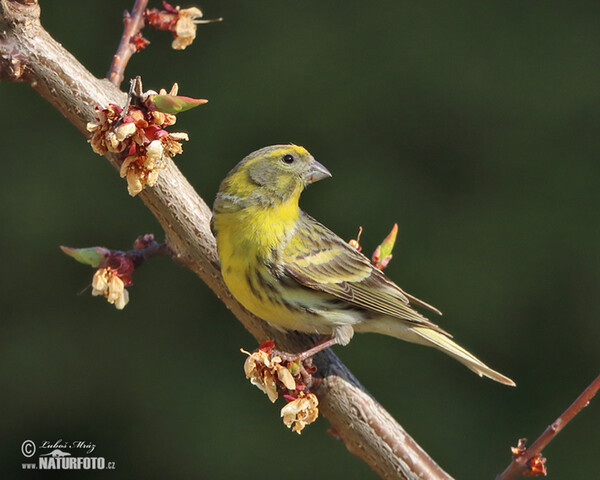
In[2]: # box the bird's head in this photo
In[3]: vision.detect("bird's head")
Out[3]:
[215,145,331,210]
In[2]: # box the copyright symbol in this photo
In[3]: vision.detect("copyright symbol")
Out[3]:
[21,440,36,458]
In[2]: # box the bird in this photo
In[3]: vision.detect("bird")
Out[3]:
[211,145,515,386]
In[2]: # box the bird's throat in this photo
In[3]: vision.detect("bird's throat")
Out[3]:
[215,197,300,262]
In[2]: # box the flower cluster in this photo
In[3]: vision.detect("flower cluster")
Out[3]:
[91,250,135,310]
[87,84,193,196]
[243,343,296,402]
[242,341,319,434]
[144,1,220,50]
[61,245,134,310]
[61,234,165,311]
[91,267,130,310]
[281,392,319,434]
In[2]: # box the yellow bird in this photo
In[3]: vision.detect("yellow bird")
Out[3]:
[212,145,514,386]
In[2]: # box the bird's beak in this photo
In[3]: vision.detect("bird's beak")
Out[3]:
[304,159,332,184]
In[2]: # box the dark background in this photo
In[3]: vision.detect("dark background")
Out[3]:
[2,1,599,479]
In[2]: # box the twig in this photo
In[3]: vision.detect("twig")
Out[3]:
[128,233,172,265]
[0,2,455,478]
[496,373,600,479]
[107,0,148,86]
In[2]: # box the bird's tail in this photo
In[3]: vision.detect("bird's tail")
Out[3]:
[411,326,515,386]
[358,318,515,386]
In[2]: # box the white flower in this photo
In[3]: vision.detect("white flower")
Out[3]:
[146,139,164,162]
[115,121,137,142]
[91,267,129,310]
[172,7,203,50]
[280,393,319,434]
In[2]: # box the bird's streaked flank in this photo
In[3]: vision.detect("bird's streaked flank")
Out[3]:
[212,145,515,386]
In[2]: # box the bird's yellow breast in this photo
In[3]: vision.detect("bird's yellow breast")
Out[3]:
[215,201,299,259]
[213,201,300,319]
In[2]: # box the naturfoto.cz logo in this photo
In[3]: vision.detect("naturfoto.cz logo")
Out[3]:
[21,439,116,471]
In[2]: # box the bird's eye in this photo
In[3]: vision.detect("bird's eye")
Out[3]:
[282,154,294,164]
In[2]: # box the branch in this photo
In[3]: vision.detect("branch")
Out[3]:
[497,373,600,479]
[107,0,148,86]
[0,2,453,478]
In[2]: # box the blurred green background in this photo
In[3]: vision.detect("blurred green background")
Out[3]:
[2,1,599,478]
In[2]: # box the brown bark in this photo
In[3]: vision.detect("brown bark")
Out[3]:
[0,1,454,478]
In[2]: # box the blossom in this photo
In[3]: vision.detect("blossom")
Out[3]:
[280,393,319,434]
[91,267,130,310]
[242,348,297,402]
[87,84,195,197]
[144,2,220,51]
[115,121,137,142]
[172,7,204,50]
[242,341,320,434]
[87,104,123,154]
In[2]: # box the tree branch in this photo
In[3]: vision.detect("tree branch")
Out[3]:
[107,0,148,86]
[0,1,454,478]
[496,373,600,479]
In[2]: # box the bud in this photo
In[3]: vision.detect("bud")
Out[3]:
[151,94,208,114]
[348,226,363,252]
[60,246,110,267]
[371,223,398,270]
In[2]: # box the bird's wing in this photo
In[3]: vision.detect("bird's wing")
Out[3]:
[281,214,450,335]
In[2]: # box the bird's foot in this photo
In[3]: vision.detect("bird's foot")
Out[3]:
[276,336,339,363]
